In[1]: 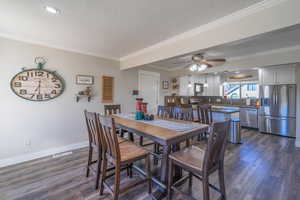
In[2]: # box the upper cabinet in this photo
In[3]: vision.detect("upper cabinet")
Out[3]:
[259,65,296,85]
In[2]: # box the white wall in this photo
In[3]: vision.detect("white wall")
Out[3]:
[0,37,170,166]
[178,74,221,96]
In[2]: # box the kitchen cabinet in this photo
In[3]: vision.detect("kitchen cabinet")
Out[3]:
[259,65,296,85]
[240,107,258,128]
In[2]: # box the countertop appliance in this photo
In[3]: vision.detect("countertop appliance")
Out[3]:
[259,84,296,137]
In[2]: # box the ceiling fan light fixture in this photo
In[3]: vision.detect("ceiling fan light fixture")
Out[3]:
[45,6,60,14]
[197,64,207,71]
[189,64,198,72]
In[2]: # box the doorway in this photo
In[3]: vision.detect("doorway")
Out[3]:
[138,70,160,114]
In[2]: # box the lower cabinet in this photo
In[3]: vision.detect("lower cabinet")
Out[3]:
[240,107,258,128]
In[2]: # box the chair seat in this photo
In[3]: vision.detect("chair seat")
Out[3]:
[117,136,127,143]
[119,141,148,163]
[169,146,205,172]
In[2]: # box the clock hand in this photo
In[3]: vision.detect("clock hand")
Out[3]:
[34,80,41,94]
[38,80,41,95]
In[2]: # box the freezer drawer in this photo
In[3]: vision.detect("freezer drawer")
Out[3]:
[240,108,258,128]
[258,115,296,137]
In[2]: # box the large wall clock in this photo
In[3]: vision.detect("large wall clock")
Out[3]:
[10,57,65,101]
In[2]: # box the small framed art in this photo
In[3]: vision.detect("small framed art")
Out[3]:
[162,80,169,89]
[76,75,94,85]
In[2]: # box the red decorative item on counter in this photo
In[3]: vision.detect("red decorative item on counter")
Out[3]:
[136,98,143,111]
[141,102,148,113]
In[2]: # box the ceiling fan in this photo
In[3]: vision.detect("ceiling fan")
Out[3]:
[181,53,226,72]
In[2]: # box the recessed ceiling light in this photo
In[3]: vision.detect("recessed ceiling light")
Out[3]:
[45,6,60,14]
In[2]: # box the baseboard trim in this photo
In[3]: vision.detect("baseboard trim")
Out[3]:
[296,140,300,148]
[0,141,89,168]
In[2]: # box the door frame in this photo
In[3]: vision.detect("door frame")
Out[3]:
[138,70,160,112]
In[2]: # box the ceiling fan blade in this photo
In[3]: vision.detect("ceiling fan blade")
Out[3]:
[172,60,191,65]
[204,58,226,62]
[184,63,192,69]
[201,61,213,68]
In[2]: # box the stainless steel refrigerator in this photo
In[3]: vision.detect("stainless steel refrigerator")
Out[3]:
[259,84,297,137]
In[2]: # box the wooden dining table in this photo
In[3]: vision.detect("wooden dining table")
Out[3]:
[111,114,209,200]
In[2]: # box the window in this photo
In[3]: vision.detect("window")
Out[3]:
[102,76,114,103]
[241,83,259,98]
[223,84,241,99]
[223,83,259,99]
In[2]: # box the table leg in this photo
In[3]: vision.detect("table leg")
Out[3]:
[152,144,171,200]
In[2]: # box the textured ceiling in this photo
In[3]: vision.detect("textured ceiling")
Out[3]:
[0,0,262,59]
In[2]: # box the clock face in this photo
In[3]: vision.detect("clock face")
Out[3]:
[11,69,64,101]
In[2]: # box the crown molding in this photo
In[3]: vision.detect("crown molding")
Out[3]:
[120,0,288,62]
[0,33,120,62]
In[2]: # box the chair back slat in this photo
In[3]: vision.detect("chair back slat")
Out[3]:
[157,105,172,118]
[203,120,230,172]
[197,104,212,125]
[84,110,101,146]
[98,115,120,161]
[172,107,194,121]
[104,104,121,115]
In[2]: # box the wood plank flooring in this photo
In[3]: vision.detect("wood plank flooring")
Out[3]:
[1,129,300,200]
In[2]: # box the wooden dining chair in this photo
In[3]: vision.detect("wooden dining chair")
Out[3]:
[171,107,194,146]
[99,115,152,200]
[196,104,213,125]
[151,105,173,165]
[84,110,127,190]
[167,120,230,200]
[157,105,172,118]
[172,107,194,121]
[84,110,103,189]
[196,104,213,139]
[104,104,135,141]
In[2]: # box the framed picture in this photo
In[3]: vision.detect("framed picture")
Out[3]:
[76,75,94,85]
[162,80,169,89]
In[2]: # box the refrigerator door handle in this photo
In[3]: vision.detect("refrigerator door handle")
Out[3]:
[276,85,279,105]
[272,86,276,105]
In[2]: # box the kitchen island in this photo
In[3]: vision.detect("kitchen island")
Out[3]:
[211,106,240,122]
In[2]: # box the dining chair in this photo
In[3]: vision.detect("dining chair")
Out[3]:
[157,105,172,118]
[167,120,230,200]
[152,105,173,165]
[196,104,213,140]
[171,107,194,147]
[172,107,194,121]
[84,110,127,189]
[196,104,213,125]
[104,104,135,141]
[99,115,152,200]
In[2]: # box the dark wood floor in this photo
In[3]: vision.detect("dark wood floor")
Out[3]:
[1,129,300,200]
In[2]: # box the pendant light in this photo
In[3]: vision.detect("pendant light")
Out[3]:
[204,74,208,87]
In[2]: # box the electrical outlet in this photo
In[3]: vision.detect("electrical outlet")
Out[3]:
[24,140,31,147]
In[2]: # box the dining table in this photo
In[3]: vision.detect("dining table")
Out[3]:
[111,113,209,200]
